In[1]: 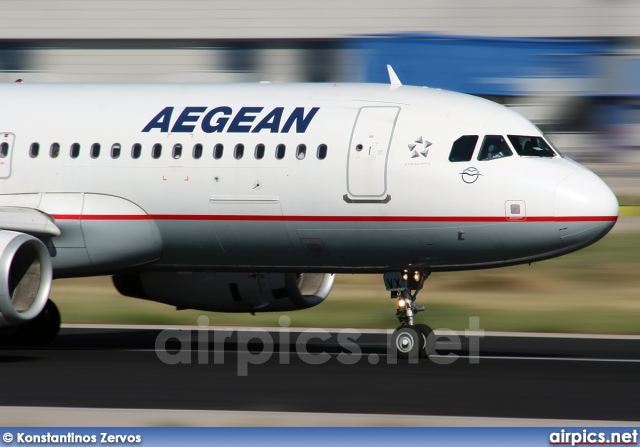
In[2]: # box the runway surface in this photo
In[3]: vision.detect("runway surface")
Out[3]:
[1,326,639,423]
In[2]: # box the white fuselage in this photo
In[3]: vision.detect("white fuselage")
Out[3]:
[0,82,618,277]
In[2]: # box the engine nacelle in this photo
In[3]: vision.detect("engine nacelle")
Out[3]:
[0,231,52,326]
[113,271,335,313]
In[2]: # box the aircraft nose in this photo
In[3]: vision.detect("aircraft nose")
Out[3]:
[554,170,618,248]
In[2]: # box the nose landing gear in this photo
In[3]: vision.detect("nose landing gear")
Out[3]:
[385,271,434,359]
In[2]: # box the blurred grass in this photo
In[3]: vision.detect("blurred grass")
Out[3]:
[619,206,640,216]
[617,195,640,207]
[51,229,640,335]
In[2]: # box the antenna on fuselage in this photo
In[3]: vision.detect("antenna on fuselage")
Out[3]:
[386,65,402,86]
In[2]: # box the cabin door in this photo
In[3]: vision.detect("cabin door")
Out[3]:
[346,107,399,201]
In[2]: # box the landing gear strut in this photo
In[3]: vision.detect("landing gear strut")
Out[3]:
[384,271,434,359]
[0,300,61,346]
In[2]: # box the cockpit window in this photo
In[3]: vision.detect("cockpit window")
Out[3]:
[478,135,512,160]
[508,135,556,158]
[545,137,563,157]
[449,135,478,162]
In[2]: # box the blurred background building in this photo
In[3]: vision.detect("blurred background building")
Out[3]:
[1,0,640,185]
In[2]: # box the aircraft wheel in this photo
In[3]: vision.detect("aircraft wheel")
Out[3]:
[392,325,421,359]
[0,300,61,346]
[414,323,435,358]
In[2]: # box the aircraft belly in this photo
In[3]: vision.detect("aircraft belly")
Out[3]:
[50,217,163,276]
[81,219,162,270]
[155,220,293,266]
[151,221,222,266]
[44,194,163,276]
[558,221,614,250]
[152,220,568,270]
[47,220,85,248]
[216,220,293,262]
[295,224,437,267]
[435,222,564,266]
[294,221,565,269]
[49,249,92,277]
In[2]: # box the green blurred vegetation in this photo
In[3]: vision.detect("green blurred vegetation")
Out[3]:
[619,206,640,216]
[51,229,640,335]
[617,195,640,207]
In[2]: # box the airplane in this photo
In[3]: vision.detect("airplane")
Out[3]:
[0,69,618,358]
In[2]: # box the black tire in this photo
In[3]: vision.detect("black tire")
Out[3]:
[414,323,435,358]
[0,300,61,346]
[391,325,421,360]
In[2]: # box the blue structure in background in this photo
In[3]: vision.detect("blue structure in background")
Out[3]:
[352,34,610,96]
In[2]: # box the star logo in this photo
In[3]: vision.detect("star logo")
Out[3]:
[408,136,432,158]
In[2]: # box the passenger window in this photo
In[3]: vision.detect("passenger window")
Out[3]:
[449,135,478,162]
[478,135,512,160]
[193,143,203,159]
[173,143,182,159]
[131,143,142,159]
[296,144,306,160]
[507,135,556,158]
[111,143,121,159]
[91,143,101,159]
[0,142,7,158]
[152,143,162,159]
[30,143,39,158]
[50,142,60,158]
[255,143,265,160]
[317,144,327,160]
[213,143,224,159]
[234,143,244,159]
[276,144,286,160]
[70,143,81,159]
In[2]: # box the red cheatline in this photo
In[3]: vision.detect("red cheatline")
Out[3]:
[51,214,618,223]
